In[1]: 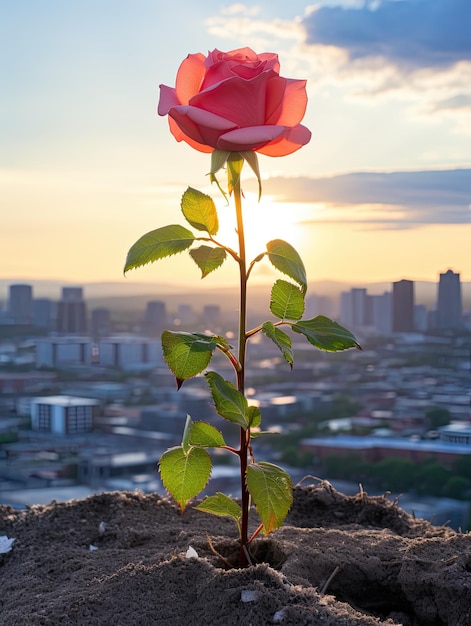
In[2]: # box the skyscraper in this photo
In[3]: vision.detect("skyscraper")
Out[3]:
[8,284,33,324]
[437,269,463,330]
[145,301,167,335]
[392,280,414,332]
[56,287,87,334]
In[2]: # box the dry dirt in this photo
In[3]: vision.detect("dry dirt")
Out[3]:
[1,481,470,625]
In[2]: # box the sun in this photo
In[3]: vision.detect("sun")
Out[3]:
[216,193,301,264]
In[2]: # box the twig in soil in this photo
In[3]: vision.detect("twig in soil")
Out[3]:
[206,536,233,569]
[296,475,324,487]
[320,565,341,596]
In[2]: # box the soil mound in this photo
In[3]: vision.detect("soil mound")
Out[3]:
[1,481,470,625]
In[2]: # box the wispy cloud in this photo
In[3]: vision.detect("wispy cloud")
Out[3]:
[258,169,471,228]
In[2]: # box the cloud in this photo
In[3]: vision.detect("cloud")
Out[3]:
[430,94,471,112]
[259,169,471,228]
[302,0,471,71]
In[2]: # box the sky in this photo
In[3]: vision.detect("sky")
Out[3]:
[1,0,470,292]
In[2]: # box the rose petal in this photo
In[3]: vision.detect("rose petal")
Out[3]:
[169,105,236,150]
[266,78,308,127]
[175,53,206,105]
[191,73,275,127]
[256,124,312,157]
[217,125,285,152]
[168,118,213,153]
[158,85,180,116]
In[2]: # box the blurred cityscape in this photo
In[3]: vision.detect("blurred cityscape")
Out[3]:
[0,269,470,530]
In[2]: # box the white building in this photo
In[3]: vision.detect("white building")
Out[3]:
[36,337,93,367]
[31,395,98,435]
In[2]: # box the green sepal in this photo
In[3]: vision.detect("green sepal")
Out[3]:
[181,187,219,235]
[159,445,212,512]
[227,153,244,196]
[291,315,361,352]
[262,321,294,368]
[161,331,218,385]
[189,421,226,448]
[209,150,231,201]
[195,493,242,533]
[246,462,293,535]
[190,245,227,278]
[239,150,262,201]
[124,225,195,273]
[205,371,249,429]
[266,240,307,295]
[270,279,305,321]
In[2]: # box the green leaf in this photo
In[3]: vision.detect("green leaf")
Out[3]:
[250,430,278,439]
[190,246,227,278]
[181,187,219,235]
[124,225,195,273]
[189,421,226,448]
[205,371,249,429]
[195,492,242,530]
[246,462,293,535]
[291,315,361,352]
[247,405,261,428]
[161,331,217,385]
[240,150,262,201]
[262,321,294,368]
[159,446,212,511]
[270,279,305,321]
[266,240,307,294]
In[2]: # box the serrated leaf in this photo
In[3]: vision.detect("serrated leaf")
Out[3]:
[270,279,305,321]
[181,187,219,235]
[246,462,293,535]
[247,406,261,428]
[124,225,194,273]
[189,421,226,448]
[161,331,217,382]
[159,446,212,511]
[205,371,249,429]
[261,321,294,367]
[270,279,305,322]
[291,315,361,352]
[190,246,227,278]
[266,240,307,294]
[195,493,242,529]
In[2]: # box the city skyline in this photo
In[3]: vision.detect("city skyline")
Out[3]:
[1,1,470,286]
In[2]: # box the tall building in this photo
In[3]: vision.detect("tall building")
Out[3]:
[56,287,87,334]
[370,292,392,334]
[33,298,55,330]
[339,288,367,329]
[145,301,167,335]
[91,307,111,338]
[8,284,33,324]
[437,269,463,330]
[392,280,414,332]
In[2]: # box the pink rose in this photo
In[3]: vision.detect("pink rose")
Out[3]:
[158,47,311,156]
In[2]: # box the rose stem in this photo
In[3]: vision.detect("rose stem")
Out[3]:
[233,167,250,567]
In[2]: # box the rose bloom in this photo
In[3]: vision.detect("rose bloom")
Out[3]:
[158,47,311,156]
